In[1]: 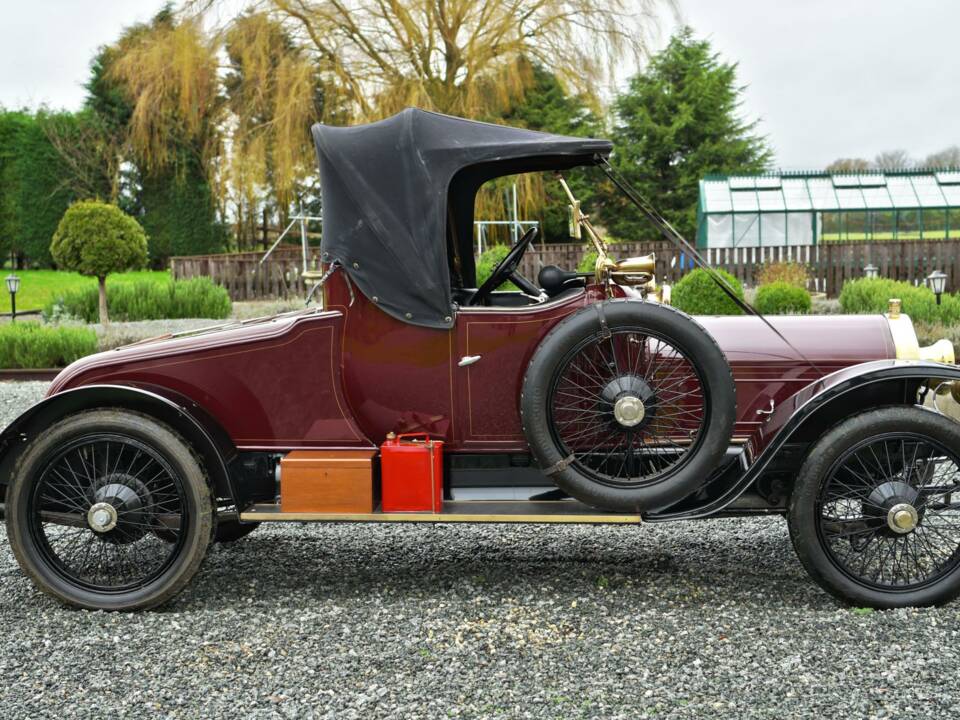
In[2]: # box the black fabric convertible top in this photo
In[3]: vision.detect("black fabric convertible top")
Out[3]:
[312,108,612,329]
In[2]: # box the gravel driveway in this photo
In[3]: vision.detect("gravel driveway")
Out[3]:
[1,382,959,719]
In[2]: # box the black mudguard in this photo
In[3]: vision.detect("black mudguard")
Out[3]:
[0,384,237,503]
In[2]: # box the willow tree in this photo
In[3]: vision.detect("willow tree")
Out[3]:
[223,12,326,243]
[104,0,672,251]
[106,8,325,249]
[262,0,670,121]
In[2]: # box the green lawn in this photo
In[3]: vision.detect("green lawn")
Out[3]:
[822,230,958,242]
[0,270,170,313]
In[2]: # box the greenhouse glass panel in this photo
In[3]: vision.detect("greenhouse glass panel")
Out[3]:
[782,179,812,210]
[787,212,813,245]
[935,171,960,184]
[862,186,893,209]
[703,181,732,212]
[807,178,839,210]
[941,185,960,206]
[755,176,782,189]
[832,175,862,187]
[887,176,918,207]
[731,190,759,212]
[858,174,886,187]
[729,177,757,189]
[836,188,866,209]
[733,214,759,246]
[910,175,947,207]
[707,214,733,247]
[760,214,786,245]
[757,190,785,211]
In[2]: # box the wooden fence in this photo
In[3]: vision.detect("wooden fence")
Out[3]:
[172,239,960,301]
[520,239,960,296]
[171,246,323,301]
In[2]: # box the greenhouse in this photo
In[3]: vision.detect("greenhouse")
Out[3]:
[696,170,960,248]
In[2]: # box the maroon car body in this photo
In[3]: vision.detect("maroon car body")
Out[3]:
[46,271,897,458]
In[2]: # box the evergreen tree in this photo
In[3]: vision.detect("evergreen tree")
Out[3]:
[603,28,772,242]
[82,7,226,266]
[0,110,77,266]
[496,63,604,242]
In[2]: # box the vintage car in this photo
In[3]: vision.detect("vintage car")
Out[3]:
[3,108,960,611]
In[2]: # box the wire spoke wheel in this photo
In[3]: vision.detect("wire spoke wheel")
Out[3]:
[522,301,734,512]
[548,328,707,489]
[817,432,960,591]
[28,434,189,593]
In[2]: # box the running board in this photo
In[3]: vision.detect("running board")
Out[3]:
[239,500,642,525]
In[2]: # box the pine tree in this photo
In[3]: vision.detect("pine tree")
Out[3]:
[603,27,772,243]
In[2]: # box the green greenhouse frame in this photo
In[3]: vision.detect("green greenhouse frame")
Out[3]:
[696,169,960,249]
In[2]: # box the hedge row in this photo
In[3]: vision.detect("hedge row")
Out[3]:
[0,323,98,368]
[45,277,232,323]
[839,278,960,325]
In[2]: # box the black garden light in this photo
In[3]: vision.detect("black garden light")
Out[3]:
[5,273,19,322]
[864,264,879,279]
[928,270,948,306]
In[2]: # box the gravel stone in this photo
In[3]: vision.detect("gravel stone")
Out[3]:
[1,382,960,718]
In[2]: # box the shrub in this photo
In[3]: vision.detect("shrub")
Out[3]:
[755,281,812,314]
[0,323,98,368]
[578,250,598,274]
[672,268,744,315]
[45,277,232,323]
[577,237,624,274]
[756,261,809,289]
[51,200,149,324]
[839,278,960,325]
[475,244,518,290]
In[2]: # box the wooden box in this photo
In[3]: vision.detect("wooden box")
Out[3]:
[280,450,377,513]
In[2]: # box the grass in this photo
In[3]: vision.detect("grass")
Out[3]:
[0,270,169,314]
[822,230,958,242]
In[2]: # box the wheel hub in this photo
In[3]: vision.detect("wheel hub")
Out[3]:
[865,481,924,536]
[89,474,152,544]
[600,375,656,430]
[887,503,919,534]
[87,502,118,533]
[613,396,645,427]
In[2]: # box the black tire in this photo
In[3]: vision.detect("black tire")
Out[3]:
[214,519,260,543]
[6,409,214,611]
[521,300,736,512]
[789,406,960,608]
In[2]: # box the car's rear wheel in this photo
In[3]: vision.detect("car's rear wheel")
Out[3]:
[521,300,736,512]
[789,406,960,608]
[6,409,214,611]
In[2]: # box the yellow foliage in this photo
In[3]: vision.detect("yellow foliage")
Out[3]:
[266,0,670,121]
[110,17,222,173]
[105,0,673,242]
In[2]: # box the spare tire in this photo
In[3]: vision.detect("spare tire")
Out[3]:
[521,300,735,512]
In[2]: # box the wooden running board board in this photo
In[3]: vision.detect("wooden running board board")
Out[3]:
[239,500,642,525]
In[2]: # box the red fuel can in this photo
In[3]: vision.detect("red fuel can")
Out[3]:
[380,433,444,513]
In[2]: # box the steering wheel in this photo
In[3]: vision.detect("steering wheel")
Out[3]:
[468,227,541,305]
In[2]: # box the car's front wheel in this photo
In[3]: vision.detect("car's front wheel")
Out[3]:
[789,406,960,608]
[6,409,214,611]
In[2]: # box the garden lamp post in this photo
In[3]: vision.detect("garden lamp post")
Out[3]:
[864,264,879,279]
[928,270,948,306]
[5,273,20,322]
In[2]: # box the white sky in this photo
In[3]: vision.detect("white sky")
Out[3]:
[0,0,957,169]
